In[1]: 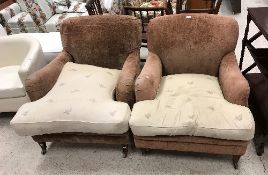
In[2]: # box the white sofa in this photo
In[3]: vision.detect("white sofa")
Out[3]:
[23,32,62,62]
[0,24,7,36]
[0,34,47,112]
[0,0,88,34]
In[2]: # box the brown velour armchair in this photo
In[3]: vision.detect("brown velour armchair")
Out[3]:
[10,15,141,157]
[129,14,255,168]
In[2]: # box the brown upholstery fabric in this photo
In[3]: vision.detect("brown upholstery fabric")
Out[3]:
[25,51,72,101]
[26,16,141,106]
[32,132,130,145]
[134,136,249,156]
[219,52,250,106]
[60,15,142,69]
[133,14,249,158]
[147,14,238,76]
[116,49,141,107]
[135,52,162,102]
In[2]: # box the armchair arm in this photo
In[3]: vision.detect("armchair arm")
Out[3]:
[18,36,47,87]
[25,51,72,101]
[219,52,250,106]
[116,49,140,107]
[135,52,162,102]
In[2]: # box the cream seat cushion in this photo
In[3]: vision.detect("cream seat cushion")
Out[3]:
[130,74,255,141]
[11,62,131,136]
[0,65,25,99]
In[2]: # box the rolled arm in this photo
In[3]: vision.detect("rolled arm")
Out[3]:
[219,52,250,106]
[135,52,162,102]
[25,51,72,101]
[116,49,140,107]
[18,37,46,87]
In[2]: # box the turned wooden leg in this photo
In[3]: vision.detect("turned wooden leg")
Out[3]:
[254,138,265,156]
[232,155,241,169]
[122,145,128,158]
[38,142,47,155]
[141,148,151,155]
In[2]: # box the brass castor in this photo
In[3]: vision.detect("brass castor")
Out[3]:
[122,145,128,158]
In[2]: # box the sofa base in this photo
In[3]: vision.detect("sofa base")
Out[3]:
[134,135,249,169]
[32,131,130,157]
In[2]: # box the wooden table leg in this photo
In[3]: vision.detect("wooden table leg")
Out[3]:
[239,13,251,70]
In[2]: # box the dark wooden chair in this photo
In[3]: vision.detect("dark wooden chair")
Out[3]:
[124,6,165,45]
[124,6,165,62]
[240,8,268,156]
[170,0,222,14]
[85,0,103,15]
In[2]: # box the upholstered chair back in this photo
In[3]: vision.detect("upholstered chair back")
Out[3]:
[147,14,239,76]
[60,15,141,69]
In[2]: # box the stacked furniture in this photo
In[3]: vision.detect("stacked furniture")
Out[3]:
[124,1,166,48]
[0,34,46,112]
[230,0,240,14]
[10,15,141,157]
[0,0,88,34]
[129,14,254,169]
[85,0,103,15]
[174,0,222,14]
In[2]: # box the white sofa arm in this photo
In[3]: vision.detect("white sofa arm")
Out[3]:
[17,35,47,86]
[0,3,21,27]
[0,24,7,36]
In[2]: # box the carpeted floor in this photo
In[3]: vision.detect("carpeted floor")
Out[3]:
[1,0,268,174]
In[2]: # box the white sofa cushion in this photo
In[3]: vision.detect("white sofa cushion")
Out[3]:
[11,62,131,136]
[0,24,7,36]
[16,0,28,12]
[67,2,87,13]
[7,12,36,28]
[0,65,25,99]
[130,74,255,141]
[44,13,82,32]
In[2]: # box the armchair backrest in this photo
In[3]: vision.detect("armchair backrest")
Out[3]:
[60,15,141,69]
[147,14,238,76]
[0,34,41,68]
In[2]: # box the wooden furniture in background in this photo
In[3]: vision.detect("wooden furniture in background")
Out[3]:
[124,6,165,44]
[230,0,241,14]
[85,0,103,15]
[124,6,165,62]
[186,0,211,8]
[240,7,268,156]
[175,0,222,14]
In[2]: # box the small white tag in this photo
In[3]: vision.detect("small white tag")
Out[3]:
[186,16,192,19]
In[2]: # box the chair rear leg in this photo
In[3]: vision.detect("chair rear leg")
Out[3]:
[254,137,265,156]
[122,144,128,158]
[232,155,241,169]
[38,142,47,155]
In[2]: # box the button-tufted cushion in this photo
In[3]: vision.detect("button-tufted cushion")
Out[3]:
[11,62,131,136]
[130,74,255,141]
